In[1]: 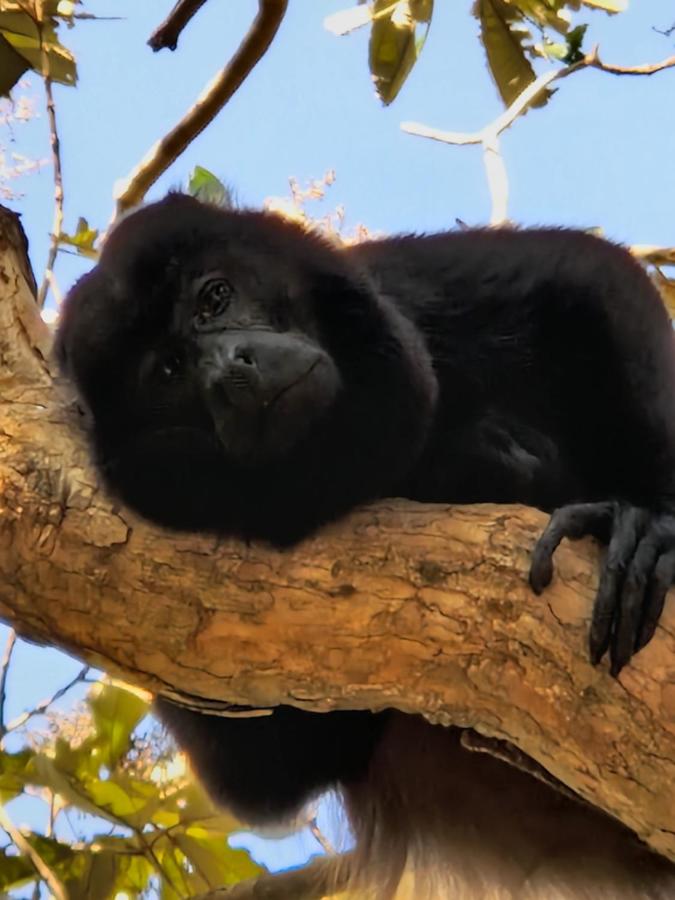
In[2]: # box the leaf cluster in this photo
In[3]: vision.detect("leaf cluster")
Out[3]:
[330,0,624,106]
[0,682,260,899]
[0,0,80,96]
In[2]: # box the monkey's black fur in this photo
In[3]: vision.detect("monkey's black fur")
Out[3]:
[56,194,675,893]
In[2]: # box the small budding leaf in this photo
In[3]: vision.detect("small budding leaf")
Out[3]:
[188,166,233,208]
[59,217,99,259]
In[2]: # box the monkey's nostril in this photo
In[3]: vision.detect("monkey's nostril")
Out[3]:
[233,346,256,367]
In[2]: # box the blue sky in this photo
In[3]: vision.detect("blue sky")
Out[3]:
[1,0,674,882]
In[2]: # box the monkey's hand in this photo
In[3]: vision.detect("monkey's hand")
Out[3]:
[529,502,675,676]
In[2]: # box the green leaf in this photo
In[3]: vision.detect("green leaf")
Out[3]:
[187,166,232,207]
[63,849,118,900]
[563,23,587,63]
[0,834,76,891]
[0,846,36,891]
[86,778,150,819]
[178,831,262,885]
[474,0,548,108]
[32,752,118,821]
[580,0,626,11]
[369,0,434,105]
[0,31,30,95]
[59,217,99,258]
[410,0,433,23]
[88,682,149,769]
[514,0,570,34]
[114,853,155,895]
[0,9,77,86]
[58,840,152,900]
[0,749,34,802]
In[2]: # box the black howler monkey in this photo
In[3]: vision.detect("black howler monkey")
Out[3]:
[56,194,675,897]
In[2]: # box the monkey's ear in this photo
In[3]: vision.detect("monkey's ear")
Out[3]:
[53,267,122,384]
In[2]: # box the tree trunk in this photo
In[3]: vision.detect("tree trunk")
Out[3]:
[0,205,674,861]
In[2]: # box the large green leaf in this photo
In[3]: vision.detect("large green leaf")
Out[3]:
[0,31,29,95]
[0,834,75,892]
[63,849,119,900]
[474,0,548,107]
[369,0,434,105]
[0,4,77,92]
[515,0,570,33]
[0,748,34,802]
[177,830,262,885]
[32,752,122,822]
[0,846,36,891]
[88,682,149,769]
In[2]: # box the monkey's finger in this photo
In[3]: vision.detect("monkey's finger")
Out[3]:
[610,534,659,676]
[529,502,613,594]
[589,507,647,668]
[636,548,675,652]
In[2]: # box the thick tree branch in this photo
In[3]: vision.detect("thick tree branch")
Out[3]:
[115,0,288,216]
[148,0,209,52]
[0,206,674,863]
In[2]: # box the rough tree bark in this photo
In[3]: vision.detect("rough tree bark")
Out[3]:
[0,206,673,864]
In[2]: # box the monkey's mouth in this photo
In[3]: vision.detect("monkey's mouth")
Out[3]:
[206,357,340,464]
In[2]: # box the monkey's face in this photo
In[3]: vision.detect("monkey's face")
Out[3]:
[55,195,437,539]
[123,259,342,467]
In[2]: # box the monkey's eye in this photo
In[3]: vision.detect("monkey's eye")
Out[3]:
[160,352,183,379]
[196,278,233,321]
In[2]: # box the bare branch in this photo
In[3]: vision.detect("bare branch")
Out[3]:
[588,47,675,76]
[36,8,65,310]
[631,245,675,267]
[401,65,571,147]
[148,0,209,52]
[482,134,509,225]
[401,65,571,224]
[0,806,67,900]
[0,628,17,737]
[309,817,336,856]
[3,665,90,735]
[402,46,675,225]
[115,0,288,216]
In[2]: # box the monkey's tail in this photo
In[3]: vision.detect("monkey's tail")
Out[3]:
[340,713,675,900]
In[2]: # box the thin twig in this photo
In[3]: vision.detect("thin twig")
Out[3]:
[401,65,575,148]
[0,629,17,738]
[36,5,65,309]
[45,268,62,305]
[148,0,209,51]
[309,816,336,855]
[588,49,675,76]
[0,806,67,900]
[115,0,288,217]
[402,46,675,225]
[631,245,675,267]
[3,665,90,735]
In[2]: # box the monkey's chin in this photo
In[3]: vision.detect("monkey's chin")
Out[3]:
[210,397,334,466]
[211,415,314,467]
